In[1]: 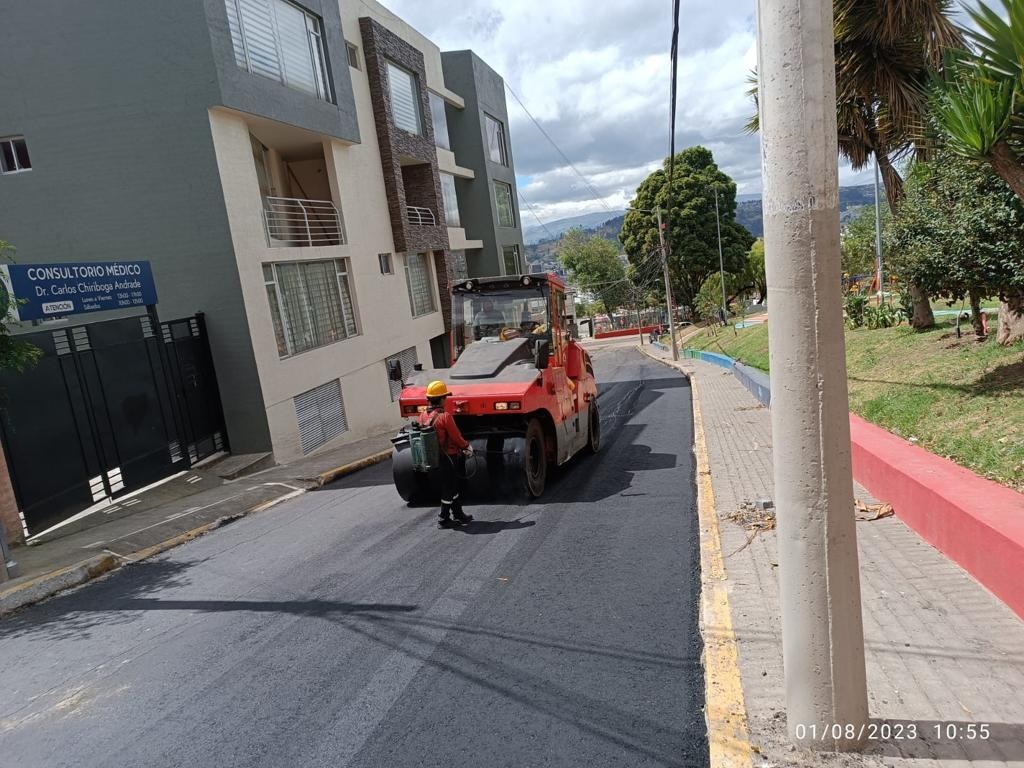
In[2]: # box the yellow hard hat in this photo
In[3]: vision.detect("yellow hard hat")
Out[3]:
[426,380,450,398]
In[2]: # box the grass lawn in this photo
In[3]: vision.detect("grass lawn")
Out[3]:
[687,319,1024,492]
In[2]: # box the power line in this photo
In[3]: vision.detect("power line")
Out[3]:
[516,187,559,243]
[504,83,617,216]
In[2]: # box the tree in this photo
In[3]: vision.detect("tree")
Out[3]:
[619,147,754,311]
[0,240,42,373]
[748,0,964,329]
[694,271,745,321]
[932,0,1024,198]
[929,0,1024,340]
[841,205,889,279]
[884,151,1024,341]
[556,228,628,312]
[742,238,767,304]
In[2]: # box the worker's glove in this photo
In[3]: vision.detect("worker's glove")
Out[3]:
[463,446,475,457]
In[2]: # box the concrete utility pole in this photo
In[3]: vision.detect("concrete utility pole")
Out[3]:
[655,207,679,360]
[756,0,869,751]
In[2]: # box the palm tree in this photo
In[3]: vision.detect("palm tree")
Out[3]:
[933,0,1024,198]
[748,0,964,328]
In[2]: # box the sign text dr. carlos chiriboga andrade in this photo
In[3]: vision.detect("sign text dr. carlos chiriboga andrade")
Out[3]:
[0,260,158,322]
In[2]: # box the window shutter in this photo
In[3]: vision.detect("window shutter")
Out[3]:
[387,62,421,134]
[238,0,282,80]
[295,379,348,454]
[274,0,318,96]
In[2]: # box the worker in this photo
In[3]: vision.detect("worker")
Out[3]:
[473,299,505,338]
[419,380,474,527]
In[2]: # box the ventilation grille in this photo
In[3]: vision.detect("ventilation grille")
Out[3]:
[295,379,348,454]
[386,346,419,401]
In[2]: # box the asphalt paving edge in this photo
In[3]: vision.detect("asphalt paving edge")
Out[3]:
[314,450,392,487]
[691,374,755,768]
[0,449,393,617]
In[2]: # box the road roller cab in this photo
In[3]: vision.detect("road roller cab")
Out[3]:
[392,273,600,502]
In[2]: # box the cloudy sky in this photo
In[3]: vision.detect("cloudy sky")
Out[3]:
[383,0,976,223]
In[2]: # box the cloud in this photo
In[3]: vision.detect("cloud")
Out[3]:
[380,0,982,221]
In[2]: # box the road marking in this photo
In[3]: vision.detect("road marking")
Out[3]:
[692,376,755,768]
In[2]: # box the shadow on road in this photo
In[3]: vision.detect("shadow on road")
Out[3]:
[448,519,536,535]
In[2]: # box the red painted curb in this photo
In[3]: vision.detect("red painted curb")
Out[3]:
[849,413,1024,620]
[594,326,662,340]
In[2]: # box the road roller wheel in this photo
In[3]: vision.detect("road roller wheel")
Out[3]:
[585,402,601,454]
[524,418,547,498]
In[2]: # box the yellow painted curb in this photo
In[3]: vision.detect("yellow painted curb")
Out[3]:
[315,449,392,487]
[692,376,755,768]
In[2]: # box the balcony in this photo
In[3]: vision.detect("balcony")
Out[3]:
[406,205,437,226]
[264,197,346,247]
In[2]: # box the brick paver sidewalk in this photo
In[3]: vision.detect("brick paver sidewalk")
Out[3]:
[643,345,1024,767]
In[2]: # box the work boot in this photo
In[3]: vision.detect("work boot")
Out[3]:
[438,503,454,528]
[450,505,473,525]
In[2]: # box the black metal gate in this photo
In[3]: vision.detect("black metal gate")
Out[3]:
[0,312,226,536]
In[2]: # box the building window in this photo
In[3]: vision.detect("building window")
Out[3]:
[502,245,521,275]
[0,137,31,174]
[346,41,360,69]
[429,92,450,150]
[225,0,332,102]
[485,114,508,166]
[386,346,419,401]
[404,253,436,317]
[263,259,358,357]
[386,61,422,135]
[378,252,393,274]
[295,379,348,454]
[440,173,460,227]
[494,181,515,227]
[450,250,468,281]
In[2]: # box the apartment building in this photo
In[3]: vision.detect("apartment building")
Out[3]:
[0,0,525,465]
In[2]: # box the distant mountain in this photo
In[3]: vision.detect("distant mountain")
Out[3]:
[735,183,877,238]
[522,210,627,245]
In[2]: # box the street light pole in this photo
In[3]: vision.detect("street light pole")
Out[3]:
[714,187,728,327]
[757,0,869,750]
[655,206,679,360]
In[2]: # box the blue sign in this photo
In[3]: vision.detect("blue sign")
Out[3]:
[0,261,158,321]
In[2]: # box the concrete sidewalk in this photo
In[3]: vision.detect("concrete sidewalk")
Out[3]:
[641,344,1024,767]
[0,429,397,615]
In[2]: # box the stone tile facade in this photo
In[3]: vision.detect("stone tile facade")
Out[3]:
[358,17,449,256]
[0,442,24,545]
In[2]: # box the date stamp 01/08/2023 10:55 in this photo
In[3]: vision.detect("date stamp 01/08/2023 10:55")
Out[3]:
[793,722,992,743]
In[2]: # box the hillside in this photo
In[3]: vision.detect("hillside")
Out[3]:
[736,183,876,237]
[524,183,879,271]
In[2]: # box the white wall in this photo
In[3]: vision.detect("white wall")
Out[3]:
[208,98,444,462]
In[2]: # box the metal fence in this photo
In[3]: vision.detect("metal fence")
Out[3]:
[264,197,345,247]
[406,205,436,226]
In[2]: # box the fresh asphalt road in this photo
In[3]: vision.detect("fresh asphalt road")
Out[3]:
[0,345,705,768]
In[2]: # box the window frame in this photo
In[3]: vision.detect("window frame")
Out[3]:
[440,172,460,227]
[385,60,423,136]
[502,245,521,276]
[494,181,516,227]
[378,252,393,275]
[0,136,32,175]
[484,113,508,166]
[263,258,359,358]
[404,253,437,318]
[224,0,334,103]
[346,41,360,70]
[429,92,451,150]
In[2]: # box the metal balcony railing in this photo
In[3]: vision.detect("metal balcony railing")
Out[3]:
[406,205,437,226]
[264,197,345,247]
